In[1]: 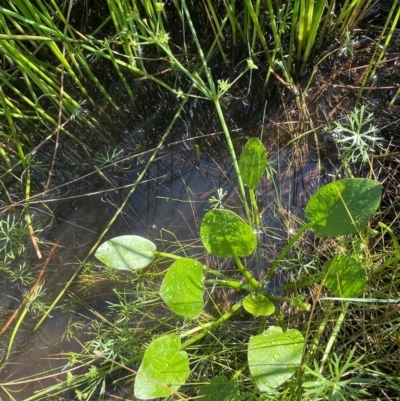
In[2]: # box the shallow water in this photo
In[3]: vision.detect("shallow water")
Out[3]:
[0,12,336,394]
[0,139,332,398]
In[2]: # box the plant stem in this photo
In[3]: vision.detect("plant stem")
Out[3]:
[33,89,192,331]
[232,251,260,291]
[180,299,243,350]
[265,222,314,282]
[320,302,349,371]
[250,189,263,277]
[6,308,29,360]
[153,251,183,260]
[205,279,251,291]
[273,272,325,292]
[214,100,251,223]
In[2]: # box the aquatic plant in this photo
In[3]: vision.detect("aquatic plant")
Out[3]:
[0,214,27,263]
[0,1,399,399]
[332,106,383,164]
[95,137,382,399]
[302,347,376,400]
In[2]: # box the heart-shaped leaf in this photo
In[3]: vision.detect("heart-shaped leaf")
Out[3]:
[238,137,267,190]
[306,178,381,236]
[134,334,190,400]
[322,255,367,297]
[243,293,275,316]
[160,258,204,317]
[95,235,156,271]
[248,326,304,391]
[197,375,240,401]
[200,210,256,257]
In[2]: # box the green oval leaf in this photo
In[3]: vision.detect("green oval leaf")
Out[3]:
[95,235,156,271]
[243,293,275,316]
[200,210,256,257]
[238,138,267,190]
[134,334,190,400]
[322,255,367,297]
[160,258,204,317]
[306,178,381,236]
[197,375,240,401]
[248,326,304,391]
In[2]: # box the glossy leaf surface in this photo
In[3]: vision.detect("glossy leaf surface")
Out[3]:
[238,137,267,190]
[248,326,304,391]
[160,258,204,317]
[95,235,155,271]
[306,178,381,236]
[134,334,190,400]
[200,210,256,257]
[323,255,367,297]
[243,293,275,316]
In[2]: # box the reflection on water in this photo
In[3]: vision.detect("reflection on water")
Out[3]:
[0,142,331,399]
[0,312,87,398]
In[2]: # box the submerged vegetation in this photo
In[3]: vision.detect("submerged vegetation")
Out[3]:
[0,0,399,400]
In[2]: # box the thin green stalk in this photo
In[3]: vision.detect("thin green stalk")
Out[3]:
[181,1,216,94]
[304,42,351,93]
[177,2,252,222]
[0,146,12,169]
[296,0,308,61]
[107,0,136,67]
[0,3,117,109]
[6,308,29,360]
[251,0,261,57]
[320,297,400,303]
[266,222,314,282]
[153,251,183,260]
[204,279,251,291]
[257,315,267,334]
[34,88,192,331]
[287,0,300,74]
[204,0,224,39]
[24,169,42,258]
[356,1,400,105]
[0,87,26,168]
[316,0,335,49]
[1,40,82,113]
[6,284,45,360]
[301,307,331,369]
[8,1,93,102]
[300,0,326,74]
[214,100,251,223]
[79,38,178,95]
[320,302,350,370]
[249,189,263,277]
[0,73,88,147]
[370,222,400,276]
[242,0,273,66]
[223,0,241,44]
[104,39,134,99]
[232,251,260,291]
[180,299,243,350]
[273,307,287,331]
[266,0,279,57]
[274,272,325,292]
[0,33,83,41]
[378,222,399,254]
